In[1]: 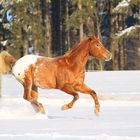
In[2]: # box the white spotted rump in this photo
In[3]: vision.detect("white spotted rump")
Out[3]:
[12,55,41,83]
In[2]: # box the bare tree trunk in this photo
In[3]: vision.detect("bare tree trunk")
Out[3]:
[23,39,28,55]
[51,0,61,55]
[138,27,140,69]
[119,42,124,70]
[46,0,52,57]
[110,41,116,70]
[123,38,127,69]
[21,28,28,55]
[138,47,140,69]
[78,0,84,41]
[66,0,70,51]
[79,22,84,41]
[96,13,104,70]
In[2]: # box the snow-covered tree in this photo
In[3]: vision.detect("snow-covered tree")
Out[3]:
[113,0,140,39]
[111,0,140,70]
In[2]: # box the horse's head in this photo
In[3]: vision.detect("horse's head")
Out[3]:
[88,36,112,61]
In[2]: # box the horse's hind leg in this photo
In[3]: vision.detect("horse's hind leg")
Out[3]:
[30,85,45,114]
[23,74,32,101]
[61,86,79,110]
[23,74,45,113]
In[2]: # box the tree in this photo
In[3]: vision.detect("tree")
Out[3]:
[45,0,52,57]
[66,0,112,70]
[0,0,140,70]
[51,0,61,55]
[111,0,140,70]
[0,0,46,57]
[0,3,11,51]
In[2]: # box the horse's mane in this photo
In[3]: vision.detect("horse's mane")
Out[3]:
[64,38,89,57]
[0,51,16,73]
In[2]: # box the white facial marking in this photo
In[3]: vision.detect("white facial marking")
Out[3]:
[12,55,41,83]
[105,53,112,61]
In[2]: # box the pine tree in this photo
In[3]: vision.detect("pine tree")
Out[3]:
[0,0,47,57]
[111,0,140,70]
[0,3,11,51]
[65,0,112,70]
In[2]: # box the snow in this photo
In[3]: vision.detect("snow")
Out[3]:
[3,23,10,29]
[0,71,140,140]
[115,25,140,38]
[16,0,22,2]
[0,40,8,46]
[113,0,130,13]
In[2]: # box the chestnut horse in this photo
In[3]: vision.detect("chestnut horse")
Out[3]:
[5,36,112,115]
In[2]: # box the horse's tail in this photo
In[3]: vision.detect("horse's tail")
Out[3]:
[0,51,16,73]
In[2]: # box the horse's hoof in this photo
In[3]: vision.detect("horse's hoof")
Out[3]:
[39,110,46,114]
[61,104,69,110]
[94,109,100,116]
[41,111,46,114]
[39,108,46,114]
[35,108,46,114]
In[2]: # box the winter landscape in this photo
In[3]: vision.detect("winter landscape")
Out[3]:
[0,71,140,140]
[0,0,140,139]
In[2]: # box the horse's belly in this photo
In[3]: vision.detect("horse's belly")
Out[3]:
[33,62,56,89]
[34,74,56,89]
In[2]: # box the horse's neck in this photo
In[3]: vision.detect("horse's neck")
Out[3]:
[66,41,90,68]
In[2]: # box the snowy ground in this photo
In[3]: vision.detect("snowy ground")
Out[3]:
[0,71,140,140]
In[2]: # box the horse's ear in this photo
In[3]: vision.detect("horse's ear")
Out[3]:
[97,35,100,39]
[89,35,99,41]
[94,35,99,40]
[88,37,92,41]
[92,35,97,40]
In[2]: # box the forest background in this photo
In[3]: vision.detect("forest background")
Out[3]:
[0,0,140,71]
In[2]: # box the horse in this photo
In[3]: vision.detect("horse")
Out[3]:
[3,36,112,115]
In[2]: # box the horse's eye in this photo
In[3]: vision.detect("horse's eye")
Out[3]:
[95,44,99,48]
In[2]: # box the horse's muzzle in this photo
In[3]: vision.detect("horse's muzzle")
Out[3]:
[105,53,112,61]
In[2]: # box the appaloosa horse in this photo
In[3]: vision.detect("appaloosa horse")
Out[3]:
[7,36,112,115]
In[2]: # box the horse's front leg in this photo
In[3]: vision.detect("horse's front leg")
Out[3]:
[60,85,79,110]
[77,84,100,116]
